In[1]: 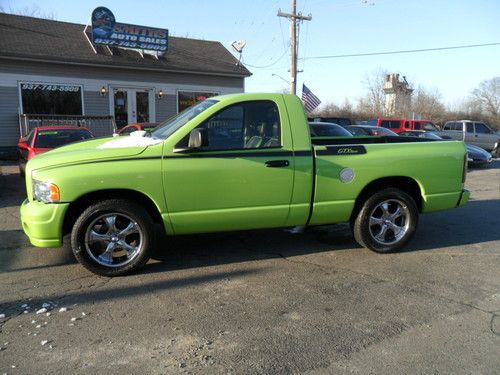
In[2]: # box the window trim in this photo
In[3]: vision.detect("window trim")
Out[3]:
[177,100,283,152]
[18,81,85,115]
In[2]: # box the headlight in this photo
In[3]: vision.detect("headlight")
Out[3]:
[33,180,60,203]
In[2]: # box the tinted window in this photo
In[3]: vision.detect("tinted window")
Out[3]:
[380,120,400,129]
[21,83,83,115]
[422,122,438,131]
[35,130,92,148]
[196,101,281,150]
[345,127,368,136]
[474,123,491,134]
[466,123,473,133]
[310,124,352,137]
[370,127,398,136]
[443,123,452,130]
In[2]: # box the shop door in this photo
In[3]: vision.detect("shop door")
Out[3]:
[113,88,153,128]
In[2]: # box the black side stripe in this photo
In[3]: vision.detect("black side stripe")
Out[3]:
[163,150,314,159]
[55,156,163,168]
[52,150,314,167]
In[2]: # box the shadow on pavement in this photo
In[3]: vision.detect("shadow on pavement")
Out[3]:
[0,268,260,311]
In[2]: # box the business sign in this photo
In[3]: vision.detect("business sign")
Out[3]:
[91,7,168,53]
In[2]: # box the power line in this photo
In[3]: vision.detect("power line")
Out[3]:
[242,50,288,69]
[300,42,500,60]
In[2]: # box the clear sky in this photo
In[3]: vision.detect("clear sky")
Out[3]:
[2,0,499,108]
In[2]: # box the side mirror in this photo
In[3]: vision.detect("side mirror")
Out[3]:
[174,128,208,153]
[188,128,208,148]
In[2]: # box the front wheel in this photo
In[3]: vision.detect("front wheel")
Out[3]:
[353,188,418,253]
[71,199,155,276]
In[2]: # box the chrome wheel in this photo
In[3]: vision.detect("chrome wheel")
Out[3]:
[368,199,410,246]
[84,213,143,268]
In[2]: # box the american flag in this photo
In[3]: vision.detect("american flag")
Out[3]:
[301,84,321,113]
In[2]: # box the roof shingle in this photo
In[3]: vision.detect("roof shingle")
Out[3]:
[0,13,251,77]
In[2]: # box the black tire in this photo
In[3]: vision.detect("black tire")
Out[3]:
[353,188,418,253]
[71,199,154,276]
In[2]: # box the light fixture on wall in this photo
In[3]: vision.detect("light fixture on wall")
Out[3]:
[157,89,164,100]
[100,86,108,97]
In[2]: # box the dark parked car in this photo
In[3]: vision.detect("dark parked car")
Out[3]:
[399,130,492,167]
[308,117,352,127]
[18,126,93,176]
[308,122,353,137]
[345,125,398,137]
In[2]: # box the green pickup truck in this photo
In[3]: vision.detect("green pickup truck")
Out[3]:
[21,93,469,276]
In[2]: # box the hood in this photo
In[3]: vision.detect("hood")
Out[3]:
[26,135,163,172]
[466,144,490,157]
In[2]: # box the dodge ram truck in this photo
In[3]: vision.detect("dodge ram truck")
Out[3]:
[21,93,470,276]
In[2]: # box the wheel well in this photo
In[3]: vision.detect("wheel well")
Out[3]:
[349,177,423,224]
[63,189,163,236]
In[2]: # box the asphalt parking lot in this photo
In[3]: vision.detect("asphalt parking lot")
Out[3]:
[0,160,499,374]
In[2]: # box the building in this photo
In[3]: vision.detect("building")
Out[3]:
[383,73,413,117]
[0,12,251,157]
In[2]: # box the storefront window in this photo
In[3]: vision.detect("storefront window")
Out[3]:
[177,91,218,113]
[20,83,83,115]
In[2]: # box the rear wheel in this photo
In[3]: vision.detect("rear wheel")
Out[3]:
[353,188,418,253]
[71,199,154,276]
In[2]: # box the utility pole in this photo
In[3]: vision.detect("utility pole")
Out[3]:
[277,0,312,95]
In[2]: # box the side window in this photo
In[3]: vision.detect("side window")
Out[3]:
[443,123,451,130]
[199,101,281,150]
[423,122,437,131]
[474,123,491,134]
[466,123,473,133]
[404,121,411,129]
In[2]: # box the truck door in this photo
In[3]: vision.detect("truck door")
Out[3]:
[474,122,495,150]
[162,100,295,234]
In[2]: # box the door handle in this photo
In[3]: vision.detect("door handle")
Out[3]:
[265,160,289,168]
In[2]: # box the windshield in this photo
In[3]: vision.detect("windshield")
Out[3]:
[151,99,218,139]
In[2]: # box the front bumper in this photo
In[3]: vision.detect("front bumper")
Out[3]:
[20,199,69,247]
[457,189,470,207]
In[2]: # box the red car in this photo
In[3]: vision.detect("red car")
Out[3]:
[116,122,159,135]
[18,126,93,175]
[376,118,439,134]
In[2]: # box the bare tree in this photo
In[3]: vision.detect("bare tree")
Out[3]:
[357,68,388,116]
[411,86,446,122]
[471,77,500,120]
[0,4,57,20]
